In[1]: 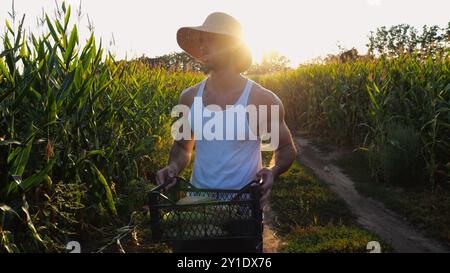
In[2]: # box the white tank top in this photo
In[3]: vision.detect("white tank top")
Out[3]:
[187,77,263,190]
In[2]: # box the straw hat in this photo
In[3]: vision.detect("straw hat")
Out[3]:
[176,12,252,72]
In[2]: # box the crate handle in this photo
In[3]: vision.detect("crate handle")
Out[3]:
[148,176,187,206]
[150,175,186,193]
[231,178,263,201]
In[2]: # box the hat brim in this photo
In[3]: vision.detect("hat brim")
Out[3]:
[176,26,252,72]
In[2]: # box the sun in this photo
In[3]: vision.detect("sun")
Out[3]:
[241,33,270,66]
[240,19,292,67]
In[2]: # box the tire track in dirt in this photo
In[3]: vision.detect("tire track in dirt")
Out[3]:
[295,136,449,253]
[262,203,281,253]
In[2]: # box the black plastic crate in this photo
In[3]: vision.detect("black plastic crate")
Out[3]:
[148,176,263,251]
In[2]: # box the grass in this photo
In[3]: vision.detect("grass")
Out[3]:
[282,226,383,253]
[334,150,450,248]
[269,157,392,253]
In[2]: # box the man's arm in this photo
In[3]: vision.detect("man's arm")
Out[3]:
[156,88,195,186]
[267,98,297,177]
[256,91,297,206]
[166,138,194,177]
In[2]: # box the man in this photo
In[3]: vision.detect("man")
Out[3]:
[156,12,296,252]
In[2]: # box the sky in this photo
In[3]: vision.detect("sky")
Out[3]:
[0,0,449,67]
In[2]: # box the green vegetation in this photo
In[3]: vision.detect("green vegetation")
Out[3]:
[269,159,390,253]
[0,3,202,252]
[1,2,448,252]
[282,226,382,253]
[253,40,449,189]
[335,151,450,246]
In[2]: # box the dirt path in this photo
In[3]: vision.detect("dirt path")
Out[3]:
[295,136,449,253]
[262,203,282,253]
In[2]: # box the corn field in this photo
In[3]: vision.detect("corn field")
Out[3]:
[0,5,202,252]
[253,51,450,188]
[1,3,449,252]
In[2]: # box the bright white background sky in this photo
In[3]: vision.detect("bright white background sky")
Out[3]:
[1,0,449,67]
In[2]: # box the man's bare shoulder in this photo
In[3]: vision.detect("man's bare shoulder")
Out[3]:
[179,81,202,106]
[250,81,282,106]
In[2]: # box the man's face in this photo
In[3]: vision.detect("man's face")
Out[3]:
[197,32,238,71]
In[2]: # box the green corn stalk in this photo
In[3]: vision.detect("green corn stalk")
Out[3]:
[1,1,203,252]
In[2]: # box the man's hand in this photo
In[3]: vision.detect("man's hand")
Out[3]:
[156,164,179,190]
[255,167,276,208]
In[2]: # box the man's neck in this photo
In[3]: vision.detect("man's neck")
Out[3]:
[208,68,245,93]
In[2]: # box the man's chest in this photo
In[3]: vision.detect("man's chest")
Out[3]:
[203,89,244,110]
